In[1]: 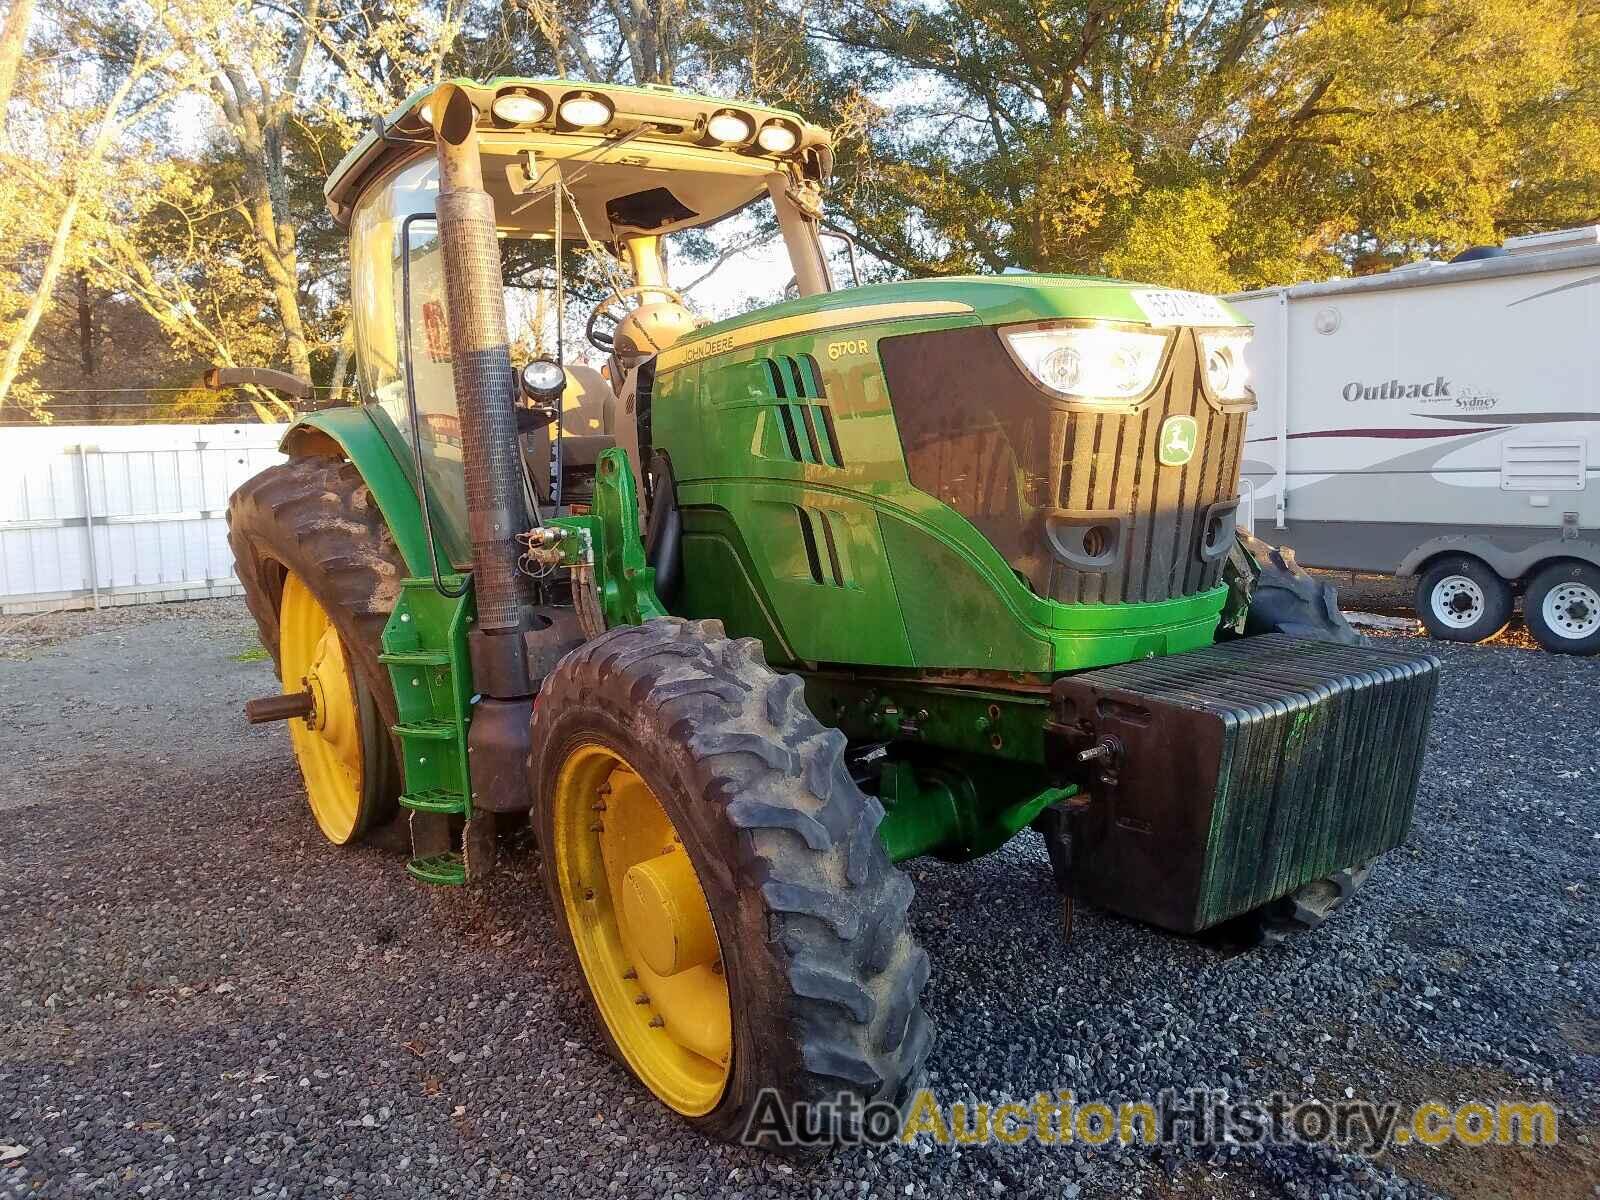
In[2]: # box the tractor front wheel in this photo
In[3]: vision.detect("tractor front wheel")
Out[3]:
[529,618,932,1146]
[228,457,404,844]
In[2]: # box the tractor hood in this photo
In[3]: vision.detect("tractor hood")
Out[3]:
[655,275,1252,372]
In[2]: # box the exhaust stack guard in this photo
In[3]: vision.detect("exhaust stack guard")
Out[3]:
[428,85,538,826]
[431,84,532,643]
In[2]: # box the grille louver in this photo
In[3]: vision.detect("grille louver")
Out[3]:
[880,326,1247,608]
[762,355,843,468]
[792,504,851,587]
[1051,335,1246,604]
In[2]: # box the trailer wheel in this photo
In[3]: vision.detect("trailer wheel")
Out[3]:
[1524,561,1600,656]
[228,457,404,843]
[529,617,931,1146]
[1415,555,1512,644]
[1237,532,1364,645]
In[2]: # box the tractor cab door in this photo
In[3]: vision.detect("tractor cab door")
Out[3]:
[349,155,623,521]
[350,155,690,522]
[350,156,474,565]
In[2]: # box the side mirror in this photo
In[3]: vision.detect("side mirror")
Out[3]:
[201,366,313,399]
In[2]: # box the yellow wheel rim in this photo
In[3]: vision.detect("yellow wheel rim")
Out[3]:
[551,743,732,1115]
[278,572,365,845]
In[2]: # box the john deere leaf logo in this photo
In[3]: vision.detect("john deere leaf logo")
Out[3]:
[1158,415,1197,467]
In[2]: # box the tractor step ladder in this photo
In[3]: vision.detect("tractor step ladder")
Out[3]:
[379,576,476,886]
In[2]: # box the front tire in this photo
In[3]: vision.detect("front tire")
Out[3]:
[1524,561,1600,656]
[1414,555,1512,644]
[529,618,932,1146]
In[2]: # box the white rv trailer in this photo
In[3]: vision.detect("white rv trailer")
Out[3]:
[1228,226,1600,655]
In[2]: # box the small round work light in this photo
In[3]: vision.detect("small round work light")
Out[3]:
[559,93,613,128]
[521,359,566,403]
[492,91,549,125]
[755,121,799,153]
[706,110,754,144]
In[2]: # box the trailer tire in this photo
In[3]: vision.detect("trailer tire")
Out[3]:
[1415,555,1512,644]
[1238,532,1364,645]
[227,456,405,842]
[1523,561,1600,656]
[529,617,931,1147]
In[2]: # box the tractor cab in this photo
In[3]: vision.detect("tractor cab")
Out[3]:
[327,78,835,556]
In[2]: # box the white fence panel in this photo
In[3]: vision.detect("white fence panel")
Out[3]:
[0,424,285,613]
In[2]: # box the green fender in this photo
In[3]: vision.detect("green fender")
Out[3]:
[284,415,667,632]
[279,408,431,578]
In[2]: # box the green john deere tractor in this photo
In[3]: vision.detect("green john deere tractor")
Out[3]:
[227,78,1440,1144]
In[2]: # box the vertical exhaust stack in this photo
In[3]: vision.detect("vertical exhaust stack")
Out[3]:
[430,85,536,841]
[432,84,532,642]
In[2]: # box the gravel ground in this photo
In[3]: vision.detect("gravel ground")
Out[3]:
[0,599,1595,1199]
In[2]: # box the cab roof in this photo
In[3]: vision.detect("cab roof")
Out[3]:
[324,77,833,238]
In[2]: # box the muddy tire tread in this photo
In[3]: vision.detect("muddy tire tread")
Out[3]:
[530,617,932,1140]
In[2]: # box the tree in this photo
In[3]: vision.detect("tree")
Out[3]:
[0,0,36,142]
[0,0,230,412]
[797,0,1600,288]
[5,0,1599,425]
[202,2,325,381]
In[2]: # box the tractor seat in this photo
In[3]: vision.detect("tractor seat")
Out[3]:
[560,362,611,437]
[522,362,617,507]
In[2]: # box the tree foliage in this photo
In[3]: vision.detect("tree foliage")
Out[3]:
[808,0,1600,286]
[0,0,1595,423]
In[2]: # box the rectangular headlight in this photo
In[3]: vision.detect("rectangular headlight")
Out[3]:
[1003,325,1169,402]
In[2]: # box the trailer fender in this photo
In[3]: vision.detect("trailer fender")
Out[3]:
[1398,534,1600,583]
[277,409,432,579]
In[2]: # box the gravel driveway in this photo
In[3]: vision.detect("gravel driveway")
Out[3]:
[0,599,1595,1199]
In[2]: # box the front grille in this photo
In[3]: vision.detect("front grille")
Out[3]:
[1050,335,1247,605]
[879,325,1248,609]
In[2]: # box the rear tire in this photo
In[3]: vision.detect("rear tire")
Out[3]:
[1414,555,1512,644]
[1524,561,1600,656]
[227,457,405,842]
[1238,532,1364,645]
[529,617,932,1147]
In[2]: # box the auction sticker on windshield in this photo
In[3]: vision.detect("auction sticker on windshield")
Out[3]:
[1132,290,1234,326]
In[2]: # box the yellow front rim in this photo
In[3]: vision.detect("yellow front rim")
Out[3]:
[278,572,364,844]
[551,743,732,1116]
